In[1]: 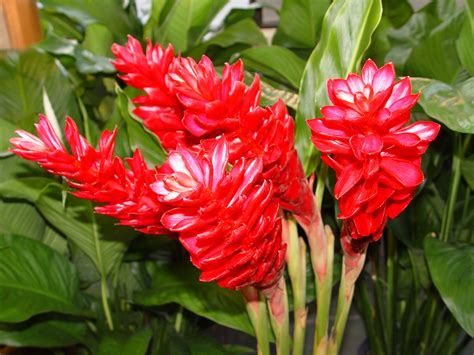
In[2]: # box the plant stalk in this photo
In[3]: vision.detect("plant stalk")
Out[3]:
[284,217,307,355]
[242,287,270,355]
[440,134,471,241]
[312,225,334,355]
[266,277,291,355]
[328,224,368,354]
[386,231,396,353]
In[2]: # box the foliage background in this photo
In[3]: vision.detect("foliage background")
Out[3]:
[0,0,472,354]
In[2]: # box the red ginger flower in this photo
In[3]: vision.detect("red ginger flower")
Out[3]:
[10,115,168,235]
[153,138,286,289]
[308,59,440,241]
[112,36,314,223]
[10,116,286,290]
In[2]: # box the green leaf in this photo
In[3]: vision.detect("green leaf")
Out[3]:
[156,0,227,52]
[457,0,474,76]
[97,328,152,355]
[117,87,167,166]
[0,51,79,144]
[39,0,140,40]
[0,119,18,154]
[0,317,93,348]
[190,18,267,58]
[382,0,412,28]
[294,0,382,174]
[411,77,474,134]
[134,262,254,336]
[0,178,130,277]
[0,201,45,241]
[462,155,474,189]
[424,237,474,336]
[385,11,439,70]
[272,0,330,49]
[240,46,306,89]
[82,23,114,57]
[0,234,88,322]
[405,11,464,83]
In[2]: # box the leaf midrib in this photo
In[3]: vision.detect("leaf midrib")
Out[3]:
[0,281,77,309]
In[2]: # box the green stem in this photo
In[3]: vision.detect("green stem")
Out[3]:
[100,276,114,331]
[356,282,384,355]
[174,305,183,333]
[441,134,471,241]
[386,231,396,354]
[313,225,334,355]
[286,218,307,355]
[328,225,368,355]
[76,93,92,143]
[266,278,291,355]
[315,164,328,211]
[89,203,114,331]
[243,288,270,355]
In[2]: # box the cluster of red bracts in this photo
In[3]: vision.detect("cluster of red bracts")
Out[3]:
[112,36,313,222]
[10,35,439,289]
[10,36,316,290]
[308,60,440,241]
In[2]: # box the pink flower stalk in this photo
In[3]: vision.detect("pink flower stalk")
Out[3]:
[112,36,314,224]
[308,59,440,241]
[10,116,286,290]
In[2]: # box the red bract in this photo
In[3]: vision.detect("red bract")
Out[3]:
[153,138,286,289]
[10,116,286,290]
[112,36,195,149]
[308,59,440,241]
[10,115,168,234]
[112,36,313,223]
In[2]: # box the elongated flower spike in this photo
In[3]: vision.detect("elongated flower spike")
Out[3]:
[10,115,169,235]
[308,59,440,241]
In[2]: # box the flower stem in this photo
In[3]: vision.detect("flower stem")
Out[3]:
[174,305,183,333]
[315,164,328,212]
[266,277,291,355]
[242,287,270,355]
[285,217,307,355]
[100,275,114,331]
[328,225,368,354]
[312,225,334,355]
[441,134,471,241]
[386,230,396,354]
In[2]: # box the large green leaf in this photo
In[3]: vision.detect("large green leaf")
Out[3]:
[189,18,267,59]
[424,237,474,336]
[97,328,152,355]
[0,178,130,277]
[457,0,474,76]
[0,317,93,348]
[0,234,88,322]
[156,0,227,52]
[0,201,45,241]
[404,11,464,83]
[385,11,439,70]
[39,0,140,40]
[411,77,474,134]
[134,262,254,336]
[240,46,306,90]
[272,0,330,49]
[117,88,167,167]
[0,51,79,146]
[294,0,382,173]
